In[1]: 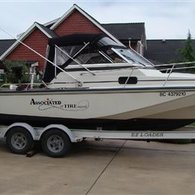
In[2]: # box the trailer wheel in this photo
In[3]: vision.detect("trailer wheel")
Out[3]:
[6,127,34,154]
[41,129,71,157]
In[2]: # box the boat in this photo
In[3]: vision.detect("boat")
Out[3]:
[1,33,195,130]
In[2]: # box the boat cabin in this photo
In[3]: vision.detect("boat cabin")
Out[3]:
[43,33,153,84]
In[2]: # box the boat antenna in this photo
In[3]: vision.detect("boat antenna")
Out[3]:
[0,26,82,85]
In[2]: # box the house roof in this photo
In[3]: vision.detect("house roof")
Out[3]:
[45,9,146,42]
[145,39,195,64]
[50,4,122,45]
[47,5,145,43]
[0,39,15,56]
[37,23,58,38]
[102,23,145,41]
[0,22,57,60]
[44,18,59,28]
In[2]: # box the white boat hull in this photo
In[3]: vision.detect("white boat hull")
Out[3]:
[0,87,195,130]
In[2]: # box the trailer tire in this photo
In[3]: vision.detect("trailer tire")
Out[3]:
[6,127,34,154]
[41,129,71,157]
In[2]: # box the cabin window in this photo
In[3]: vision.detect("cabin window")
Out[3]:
[74,47,111,64]
[104,48,126,63]
[54,45,84,66]
[118,77,138,84]
[74,47,127,65]
[55,45,112,66]
[55,47,69,66]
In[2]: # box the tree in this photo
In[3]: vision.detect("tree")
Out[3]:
[178,31,195,73]
[3,61,30,84]
[179,31,195,61]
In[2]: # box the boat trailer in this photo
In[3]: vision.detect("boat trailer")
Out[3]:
[0,123,194,157]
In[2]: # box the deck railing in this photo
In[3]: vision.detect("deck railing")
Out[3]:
[155,61,195,86]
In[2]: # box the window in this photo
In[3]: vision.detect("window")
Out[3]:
[118,77,138,84]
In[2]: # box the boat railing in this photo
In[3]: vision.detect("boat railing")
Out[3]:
[122,61,195,87]
[124,67,136,87]
[154,61,195,86]
[155,61,195,72]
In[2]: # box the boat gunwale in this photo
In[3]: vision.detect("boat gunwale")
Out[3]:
[1,86,195,95]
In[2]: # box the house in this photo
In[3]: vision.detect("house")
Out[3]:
[145,39,195,65]
[0,39,16,80]
[102,23,146,55]
[0,39,15,70]
[1,4,192,71]
[0,4,146,72]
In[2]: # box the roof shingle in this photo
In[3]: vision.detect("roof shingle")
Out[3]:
[0,39,15,56]
[102,23,145,41]
[145,39,195,64]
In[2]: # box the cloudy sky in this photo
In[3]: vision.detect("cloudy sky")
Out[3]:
[0,0,195,40]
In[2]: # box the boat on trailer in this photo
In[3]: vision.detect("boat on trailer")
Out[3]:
[1,33,195,130]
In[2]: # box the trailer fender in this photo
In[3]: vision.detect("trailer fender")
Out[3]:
[40,124,77,142]
[5,123,36,140]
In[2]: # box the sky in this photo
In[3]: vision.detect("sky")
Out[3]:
[0,0,195,40]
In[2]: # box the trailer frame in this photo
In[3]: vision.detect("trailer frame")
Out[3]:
[0,122,195,157]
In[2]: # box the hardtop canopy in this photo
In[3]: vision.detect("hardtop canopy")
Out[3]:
[43,33,121,82]
[48,33,105,47]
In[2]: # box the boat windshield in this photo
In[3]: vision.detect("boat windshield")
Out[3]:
[111,48,153,67]
[53,36,153,68]
[54,43,127,66]
[97,37,153,67]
